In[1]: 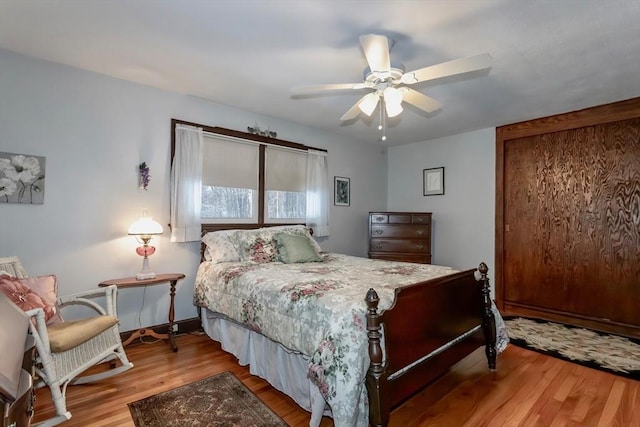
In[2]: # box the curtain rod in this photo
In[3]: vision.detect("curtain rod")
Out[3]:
[173,120,327,153]
[176,124,327,156]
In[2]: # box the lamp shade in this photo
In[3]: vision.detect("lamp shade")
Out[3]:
[128,216,164,236]
[383,87,403,118]
[358,92,380,117]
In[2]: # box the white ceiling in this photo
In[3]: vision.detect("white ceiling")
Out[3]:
[1,0,639,146]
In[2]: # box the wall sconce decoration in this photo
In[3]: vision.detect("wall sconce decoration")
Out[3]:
[128,210,163,280]
[139,162,150,191]
[247,123,277,138]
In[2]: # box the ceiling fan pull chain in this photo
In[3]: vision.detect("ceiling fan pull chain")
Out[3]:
[380,107,387,142]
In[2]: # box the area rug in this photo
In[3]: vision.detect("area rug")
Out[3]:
[505,316,640,380]
[128,371,288,427]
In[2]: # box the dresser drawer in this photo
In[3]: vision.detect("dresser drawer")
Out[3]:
[370,225,430,239]
[369,238,430,254]
[370,214,388,224]
[412,214,431,225]
[388,214,411,224]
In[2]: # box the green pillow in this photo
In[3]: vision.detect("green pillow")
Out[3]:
[275,233,322,263]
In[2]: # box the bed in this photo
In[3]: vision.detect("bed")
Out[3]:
[194,225,507,427]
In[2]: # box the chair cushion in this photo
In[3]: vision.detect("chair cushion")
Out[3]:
[0,274,63,325]
[47,315,118,352]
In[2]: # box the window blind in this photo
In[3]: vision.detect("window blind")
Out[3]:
[202,135,258,189]
[265,146,307,192]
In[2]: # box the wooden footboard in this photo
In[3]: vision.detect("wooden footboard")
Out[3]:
[365,263,496,427]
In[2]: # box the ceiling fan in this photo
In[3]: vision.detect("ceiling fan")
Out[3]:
[291,34,492,140]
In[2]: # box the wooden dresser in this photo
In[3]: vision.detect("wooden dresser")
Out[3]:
[368,212,432,264]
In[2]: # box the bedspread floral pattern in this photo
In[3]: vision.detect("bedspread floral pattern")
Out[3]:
[194,254,504,427]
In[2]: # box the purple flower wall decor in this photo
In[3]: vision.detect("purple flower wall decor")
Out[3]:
[0,152,46,204]
[139,162,150,191]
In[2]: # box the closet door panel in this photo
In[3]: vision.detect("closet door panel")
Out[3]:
[504,118,640,326]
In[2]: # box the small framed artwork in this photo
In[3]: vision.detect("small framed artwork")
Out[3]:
[334,176,350,206]
[0,151,46,204]
[423,167,444,196]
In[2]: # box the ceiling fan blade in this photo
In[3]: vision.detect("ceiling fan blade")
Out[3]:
[291,83,367,95]
[360,34,390,73]
[400,53,493,85]
[340,102,363,121]
[340,92,378,121]
[400,87,442,113]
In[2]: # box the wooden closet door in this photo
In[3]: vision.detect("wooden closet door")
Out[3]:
[503,118,640,328]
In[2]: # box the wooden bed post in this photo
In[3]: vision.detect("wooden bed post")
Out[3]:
[479,262,497,371]
[365,288,390,427]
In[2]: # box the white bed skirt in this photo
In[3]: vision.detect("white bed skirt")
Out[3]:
[201,308,331,427]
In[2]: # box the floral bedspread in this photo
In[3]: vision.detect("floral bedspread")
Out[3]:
[194,253,504,427]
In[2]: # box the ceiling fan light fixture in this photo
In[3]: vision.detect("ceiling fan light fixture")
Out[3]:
[383,87,403,118]
[358,93,380,116]
[385,102,403,118]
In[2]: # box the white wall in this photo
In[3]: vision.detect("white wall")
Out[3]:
[387,128,496,285]
[0,49,387,331]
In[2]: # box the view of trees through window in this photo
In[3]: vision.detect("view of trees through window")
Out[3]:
[266,190,306,220]
[201,186,305,220]
[201,186,254,219]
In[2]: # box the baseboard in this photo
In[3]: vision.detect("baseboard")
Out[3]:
[121,317,202,344]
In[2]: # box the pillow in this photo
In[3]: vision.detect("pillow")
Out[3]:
[266,225,323,253]
[0,274,63,325]
[231,226,323,263]
[202,230,241,263]
[231,229,279,263]
[274,232,323,263]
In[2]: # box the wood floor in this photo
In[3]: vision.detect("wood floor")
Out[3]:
[33,332,640,427]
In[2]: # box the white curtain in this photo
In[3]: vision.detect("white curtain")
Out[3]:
[305,150,330,237]
[170,125,203,242]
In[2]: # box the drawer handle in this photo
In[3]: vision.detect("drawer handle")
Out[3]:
[416,230,424,236]
[375,229,383,234]
[416,244,424,249]
[375,216,385,221]
[415,217,423,223]
[375,243,383,249]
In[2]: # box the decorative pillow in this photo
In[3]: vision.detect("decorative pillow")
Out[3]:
[0,274,63,325]
[231,229,279,263]
[231,226,323,263]
[265,225,323,253]
[274,232,323,264]
[202,230,241,263]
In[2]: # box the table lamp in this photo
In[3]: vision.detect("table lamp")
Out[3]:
[128,211,164,280]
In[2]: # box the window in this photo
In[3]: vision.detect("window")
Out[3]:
[201,135,258,223]
[171,121,326,229]
[265,146,307,223]
[200,135,307,224]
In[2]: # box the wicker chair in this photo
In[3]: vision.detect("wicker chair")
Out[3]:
[0,257,133,427]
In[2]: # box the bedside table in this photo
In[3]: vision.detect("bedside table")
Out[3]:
[99,273,185,352]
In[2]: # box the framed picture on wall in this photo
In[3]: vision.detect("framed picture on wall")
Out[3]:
[0,151,46,204]
[334,176,350,206]
[423,167,444,196]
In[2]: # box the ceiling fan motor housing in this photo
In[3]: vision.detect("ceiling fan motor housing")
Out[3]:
[363,63,405,89]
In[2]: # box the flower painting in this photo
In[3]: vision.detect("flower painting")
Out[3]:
[0,152,46,204]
